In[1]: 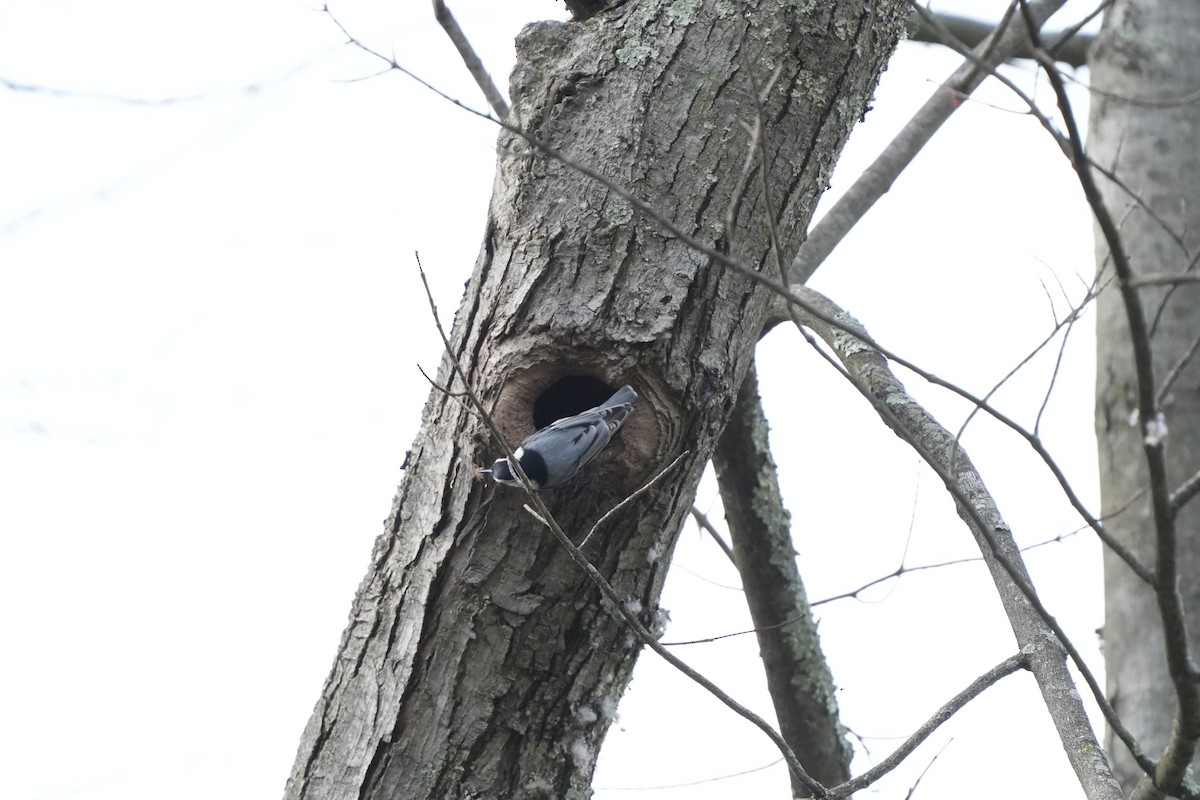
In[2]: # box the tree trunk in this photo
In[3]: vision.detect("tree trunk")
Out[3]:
[284,2,908,798]
[1090,1,1200,794]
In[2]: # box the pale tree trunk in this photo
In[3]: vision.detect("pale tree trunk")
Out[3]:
[284,2,908,798]
[1090,1,1200,795]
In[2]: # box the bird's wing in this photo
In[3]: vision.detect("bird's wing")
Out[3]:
[521,402,633,485]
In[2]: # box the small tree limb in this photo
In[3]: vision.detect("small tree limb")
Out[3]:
[779,0,1069,292]
[432,0,510,120]
[908,9,1096,68]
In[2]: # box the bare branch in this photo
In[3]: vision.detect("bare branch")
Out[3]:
[690,505,736,562]
[748,62,787,279]
[1156,329,1200,409]
[665,521,1093,646]
[432,0,510,120]
[1045,0,1112,62]
[782,0,1068,289]
[1033,287,1086,436]
[907,9,1097,68]
[949,277,1096,465]
[662,616,805,647]
[724,24,767,241]
[829,654,1028,798]
[1170,470,1200,515]
[324,6,500,121]
[903,739,955,800]
[792,285,1130,798]
[595,756,784,792]
[416,362,473,398]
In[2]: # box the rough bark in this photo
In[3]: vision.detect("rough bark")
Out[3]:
[1090,1,1200,794]
[283,2,909,798]
[713,358,852,797]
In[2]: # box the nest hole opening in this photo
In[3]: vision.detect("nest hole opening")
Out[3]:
[532,375,620,429]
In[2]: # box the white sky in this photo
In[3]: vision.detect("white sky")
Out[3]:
[1,1,1110,798]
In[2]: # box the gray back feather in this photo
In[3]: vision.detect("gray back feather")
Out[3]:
[519,385,636,487]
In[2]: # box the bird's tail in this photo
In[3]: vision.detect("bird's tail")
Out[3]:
[604,385,638,408]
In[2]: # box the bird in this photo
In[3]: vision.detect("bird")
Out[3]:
[484,385,637,489]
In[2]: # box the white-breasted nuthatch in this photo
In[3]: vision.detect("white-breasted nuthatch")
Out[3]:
[484,385,637,489]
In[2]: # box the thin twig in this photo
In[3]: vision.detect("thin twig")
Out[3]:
[811,529,1080,608]
[1045,0,1111,63]
[725,89,762,244]
[690,506,736,562]
[326,6,500,121]
[948,280,1096,470]
[662,617,805,647]
[824,471,1144,611]
[594,756,784,792]
[417,362,473,398]
[1034,282,1088,436]
[1156,329,1200,408]
[666,522,1090,646]
[1145,247,1200,341]
[579,451,690,548]
[903,738,954,800]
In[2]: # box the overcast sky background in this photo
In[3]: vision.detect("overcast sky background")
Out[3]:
[1,1,1111,798]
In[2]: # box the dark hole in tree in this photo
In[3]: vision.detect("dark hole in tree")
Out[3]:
[532,375,617,429]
